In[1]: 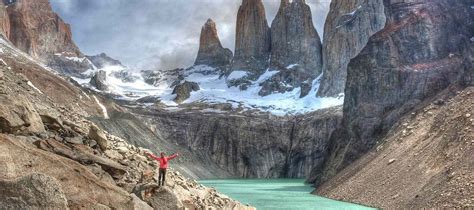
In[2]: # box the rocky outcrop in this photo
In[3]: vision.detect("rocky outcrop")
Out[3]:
[231,0,271,79]
[314,0,474,186]
[0,173,68,209]
[270,0,322,74]
[138,106,342,178]
[3,0,95,76]
[258,0,323,97]
[172,81,200,103]
[90,70,108,91]
[317,0,386,97]
[6,0,81,59]
[195,19,233,69]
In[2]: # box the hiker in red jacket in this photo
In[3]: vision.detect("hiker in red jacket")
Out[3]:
[145,151,179,187]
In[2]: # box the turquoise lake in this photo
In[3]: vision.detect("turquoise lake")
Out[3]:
[199,179,374,210]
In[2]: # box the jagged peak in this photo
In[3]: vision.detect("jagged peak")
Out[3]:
[203,18,216,29]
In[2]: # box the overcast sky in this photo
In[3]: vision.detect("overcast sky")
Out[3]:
[50,0,331,70]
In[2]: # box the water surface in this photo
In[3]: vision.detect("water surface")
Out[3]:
[199,179,374,210]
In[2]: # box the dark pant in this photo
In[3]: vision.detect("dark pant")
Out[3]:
[158,168,167,186]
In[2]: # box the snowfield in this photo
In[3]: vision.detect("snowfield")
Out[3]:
[71,64,344,116]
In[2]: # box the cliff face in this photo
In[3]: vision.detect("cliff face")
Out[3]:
[313,0,474,185]
[270,0,322,74]
[194,19,233,69]
[0,2,10,38]
[317,0,386,97]
[136,106,342,179]
[231,0,271,77]
[6,0,81,59]
[259,0,322,97]
[2,0,94,76]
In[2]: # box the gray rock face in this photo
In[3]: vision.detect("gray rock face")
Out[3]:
[87,53,124,69]
[0,173,68,209]
[90,70,108,91]
[46,54,95,78]
[270,0,322,75]
[317,0,386,97]
[194,19,233,69]
[231,0,271,78]
[259,0,323,97]
[172,81,200,103]
[146,107,342,178]
[313,0,474,186]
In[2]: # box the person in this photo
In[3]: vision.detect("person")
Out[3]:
[145,151,179,187]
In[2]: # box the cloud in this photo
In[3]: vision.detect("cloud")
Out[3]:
[50,0,331,70]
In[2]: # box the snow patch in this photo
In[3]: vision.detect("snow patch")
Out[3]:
[286,64,299,69]
[27,81,43,94]
[227,71,249,81]
[72,64,344,116]
[93,96,109,119]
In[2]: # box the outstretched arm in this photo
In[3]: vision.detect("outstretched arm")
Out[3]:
[168,153,179,160]
[145,152,160,161]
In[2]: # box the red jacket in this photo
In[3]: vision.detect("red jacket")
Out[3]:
[148,153,178,169]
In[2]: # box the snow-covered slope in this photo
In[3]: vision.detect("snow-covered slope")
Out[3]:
[71,64,344,116]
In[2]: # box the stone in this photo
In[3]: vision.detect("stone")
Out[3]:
[317,0,386,97]
[0,94,45,134]
[172,81,200,103]
[194,19,233,69]
[147,187,182,210]
[231,0,271,78]
[0,173,68,209]
[300,82,312,98]
[105,150,123,160]
[90,70,109,91]
[130,194,153,210]
[64,136,83,144]
[388,159,396,165]
[88,124,109,151]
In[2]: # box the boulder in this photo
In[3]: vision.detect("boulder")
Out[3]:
[88,124,109,151]
[90,70,109,91]
[0,94,45,134]
[130,194,153,210]
[0,173,68,209]
[172,81,200,103]
[146,187,182,210]
[194,19,233,69]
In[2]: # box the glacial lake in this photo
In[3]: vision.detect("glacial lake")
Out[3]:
[199,179,374,210]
